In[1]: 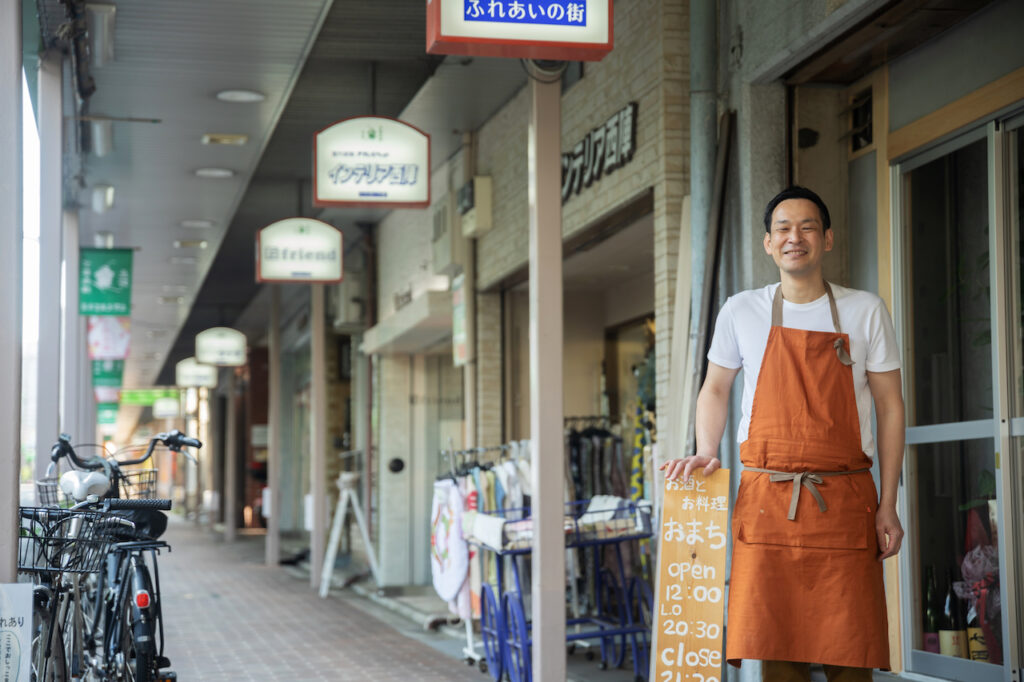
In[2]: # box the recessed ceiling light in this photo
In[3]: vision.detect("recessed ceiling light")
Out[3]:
[195,167,234,179]
[216,89,266,103]
[173,239,208,249]
[146,328,170,337]
[180,219,216,229]
[160,285,187,294]
[158,296,185,305]
[202,133,249,146]
[170,256,197,265]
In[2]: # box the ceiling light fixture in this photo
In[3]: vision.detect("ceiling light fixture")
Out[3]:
[201,133,249,146]
[90,119,113,157]
[180,219,216,229]
[173,239,208,249]
[158,296,184,305]
[216,89,266,103]
[195,168,235,179]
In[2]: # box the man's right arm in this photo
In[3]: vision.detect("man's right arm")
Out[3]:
[662,361,739,481]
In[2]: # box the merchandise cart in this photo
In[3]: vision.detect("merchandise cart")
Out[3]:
[468,498,654,682]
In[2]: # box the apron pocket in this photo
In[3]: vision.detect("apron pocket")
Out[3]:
[737,508,870,550]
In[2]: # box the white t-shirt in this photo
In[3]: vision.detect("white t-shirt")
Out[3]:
[707,282,901,458]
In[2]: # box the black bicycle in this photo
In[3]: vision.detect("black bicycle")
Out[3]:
[44,430,201,682]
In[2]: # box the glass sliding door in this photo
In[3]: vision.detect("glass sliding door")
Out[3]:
[897,132,1005,681]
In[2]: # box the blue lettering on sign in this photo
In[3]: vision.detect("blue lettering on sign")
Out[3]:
[464,0,586,26]
[327,163,420,187]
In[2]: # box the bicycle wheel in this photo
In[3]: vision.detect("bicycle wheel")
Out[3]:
[32,587,69,682]
[479,584,504,681]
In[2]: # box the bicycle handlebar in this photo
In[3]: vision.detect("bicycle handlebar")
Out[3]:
[50,430,203,469]
[104,498,172,511]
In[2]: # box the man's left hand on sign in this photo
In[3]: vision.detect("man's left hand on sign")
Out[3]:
[874,504,904,560]
[661,454,721,482]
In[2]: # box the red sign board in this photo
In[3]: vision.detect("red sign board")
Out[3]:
[426,0,613,62]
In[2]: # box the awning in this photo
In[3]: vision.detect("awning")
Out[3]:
[360,289,452,354]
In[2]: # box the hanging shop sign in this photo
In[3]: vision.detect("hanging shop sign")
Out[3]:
[561,101,636,204]
[152,396,180,419]
[652,470,730,682]
[195,327,247,367]
[175,357,218,388]
[452,273,468,367]
[87,316,131,360]
[97,402,119,425]
[119,388,179,407]
[91,359,124,387]
[256,218,343,283]
[426,0,612,61]
[79,248,133,315]
[313,116,430,208]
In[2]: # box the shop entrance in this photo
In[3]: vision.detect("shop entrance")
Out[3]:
[503,211,655,439]
[894,111,1024,682]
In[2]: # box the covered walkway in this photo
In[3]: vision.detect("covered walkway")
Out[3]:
[157,519,482,682]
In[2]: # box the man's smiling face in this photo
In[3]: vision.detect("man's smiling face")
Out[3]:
[763,198,833,277]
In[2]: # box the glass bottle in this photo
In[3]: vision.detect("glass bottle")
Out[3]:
[939,567,968,658]
[923,565,941,653]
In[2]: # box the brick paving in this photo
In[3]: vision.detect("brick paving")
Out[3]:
[157,519,483,681]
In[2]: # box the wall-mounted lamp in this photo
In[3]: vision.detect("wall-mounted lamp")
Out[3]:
[92,184,114,213]
[90,119,113,157]
[86,4,117,68]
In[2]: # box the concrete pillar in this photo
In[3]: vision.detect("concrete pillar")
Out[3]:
[266,285,282,566]
[310,283,328,589]
[205,383,220,530]
[0,0,22,583]
[35,53,62,481]
[60,210,80,439]
[224,370,238,542]
[79,320,94,443]
[528,75,566,681]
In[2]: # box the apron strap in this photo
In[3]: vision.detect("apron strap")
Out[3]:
[745,467,871,521]
[770,283,854,366]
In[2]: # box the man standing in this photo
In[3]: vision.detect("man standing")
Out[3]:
[662,187,905,681]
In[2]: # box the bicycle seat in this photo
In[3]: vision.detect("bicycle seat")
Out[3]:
[60,470,111,502]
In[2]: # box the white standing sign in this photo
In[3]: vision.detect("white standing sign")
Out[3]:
[313,117,430,208]
[0,583,32,682]
[195,327,247,367]
[256,218,343,283]
[175,356,218,388]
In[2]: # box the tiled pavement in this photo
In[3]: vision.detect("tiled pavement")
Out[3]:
[158,519,485,681]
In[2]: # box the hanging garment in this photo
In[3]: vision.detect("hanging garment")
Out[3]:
[460,473,483,619]
[629,399,650,580]
[500,459,524,517]
[431,479,469,603]
[726,284,889,669]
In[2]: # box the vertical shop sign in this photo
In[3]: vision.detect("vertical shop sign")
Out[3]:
[313,117,430,208]
[97,402,119,425]
[426,0,613,61]
[152,396,179,419]
[91,359,124,387]
[452,273,468,367]
[79,248,133,315]
[256,218,343,283]
[0,583,32,682]
[87,316,131,360]
[652,469,730,682]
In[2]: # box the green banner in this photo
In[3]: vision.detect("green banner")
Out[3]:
[80,248,133,315]
[119,388,179,407]
[91,359,124,387]
[97,402,119,425]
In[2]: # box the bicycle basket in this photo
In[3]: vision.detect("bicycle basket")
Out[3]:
[119,469,158,499]
[35,476,65,507]
[18,507,121,576]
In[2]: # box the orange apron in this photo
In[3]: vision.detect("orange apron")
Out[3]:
[726,283,889,669]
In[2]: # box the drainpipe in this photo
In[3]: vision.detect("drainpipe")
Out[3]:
[685,0,718,454]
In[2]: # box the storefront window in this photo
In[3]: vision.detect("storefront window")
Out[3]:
[903,137,1004,674]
